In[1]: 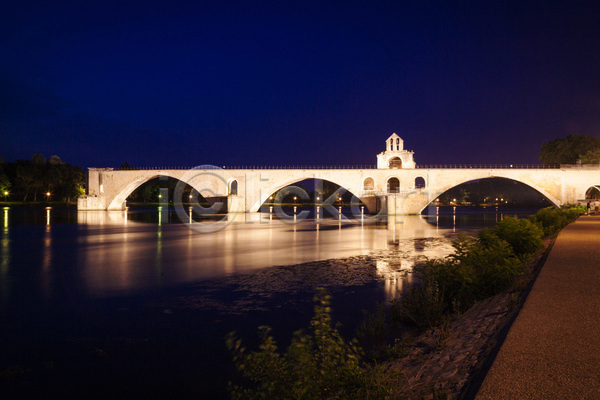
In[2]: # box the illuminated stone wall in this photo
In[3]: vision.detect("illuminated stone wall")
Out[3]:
[78,165,600,214]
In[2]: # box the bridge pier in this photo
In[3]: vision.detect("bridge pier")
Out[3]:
[359,195,383,214]
[383,192,430,215]
[78,195,109,210]
[227,195,245,213]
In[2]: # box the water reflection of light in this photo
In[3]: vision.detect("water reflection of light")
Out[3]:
[73,213,459,298]
[77,210,129,225]
[155,227,163,279]
[3,207,8,233]
[377,260,414,301]
[1,208,9,304]
[222,225,235,274]
[387,215,399,245]
[41,219,52,299]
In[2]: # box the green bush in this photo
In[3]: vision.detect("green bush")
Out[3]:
[391,280,446,329]
[227,289,404,400]
[489,216,543,259]
[439,233,523,309]
[393,208,582,331]
[392,232,524,328]
[467,230,524,298]
[355,303,387,342]
[530,206,582,236]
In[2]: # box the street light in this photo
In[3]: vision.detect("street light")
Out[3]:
[46,192,51,202]
[3,191,7,201]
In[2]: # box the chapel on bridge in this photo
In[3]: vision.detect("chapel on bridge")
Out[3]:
[377,133,416,169]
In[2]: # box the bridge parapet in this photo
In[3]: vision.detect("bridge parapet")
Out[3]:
[416,164,561,169]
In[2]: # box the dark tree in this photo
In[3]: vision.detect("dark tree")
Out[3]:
[579,148,600,164]
[539,134,600,164]
[6,154,84,202]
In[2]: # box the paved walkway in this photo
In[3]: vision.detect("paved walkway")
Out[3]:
[476,215,600,399]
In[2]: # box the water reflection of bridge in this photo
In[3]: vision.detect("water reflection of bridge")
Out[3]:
[75,208,458,301]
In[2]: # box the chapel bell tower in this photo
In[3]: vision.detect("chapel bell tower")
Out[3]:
[377,133,416,169]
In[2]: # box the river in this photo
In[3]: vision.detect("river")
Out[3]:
[0,205,539,399]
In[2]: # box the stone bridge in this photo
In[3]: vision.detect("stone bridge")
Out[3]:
[77,165,599,215]
[77,134,600,214]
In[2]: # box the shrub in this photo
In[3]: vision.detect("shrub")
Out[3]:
[392,232,524,329]
[391,280,446,329]
[227,288,404,400]
[392,207,580,332]
[489,216,543,259]
[530,206,582,236]
[356,303,387,342]
[467,230,524,298]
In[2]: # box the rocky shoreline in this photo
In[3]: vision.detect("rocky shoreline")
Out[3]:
[386,237,554,400]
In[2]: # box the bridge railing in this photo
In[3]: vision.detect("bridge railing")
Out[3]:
[115,164,565,170]
[116,165,379,170]
[415,164,561,169]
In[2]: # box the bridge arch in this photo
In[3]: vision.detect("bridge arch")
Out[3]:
[418,175,561,214]
[248,175,365,213]
[107,173,215,210]
[415,176,426,189]
[585,186,600,199]
[389,157,402,169]
[387,177,400,193]
[228,179,238,195]
[363,177,374,191]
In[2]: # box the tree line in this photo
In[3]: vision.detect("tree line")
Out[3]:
[0,154,85,202]
[539,134,600,164]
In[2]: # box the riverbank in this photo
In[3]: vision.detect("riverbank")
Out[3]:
[384,237,554,399]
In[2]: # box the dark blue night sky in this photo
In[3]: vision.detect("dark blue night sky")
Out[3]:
[2,1,600,168]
